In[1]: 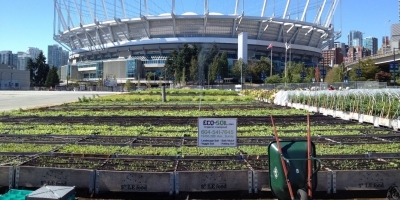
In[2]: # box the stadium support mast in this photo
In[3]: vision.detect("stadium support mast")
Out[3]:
[314,0,327,24]
[85,0,95,22]
[172,0,175,14]
[324,0,339,27]
[235,0,239,15]
[120,0,127,18]
[204,0,208,15]
[283,0,291,19]
[301,0,310,21]
[144,0,148,16]
[261,0,267,17]
[101,0,109,20]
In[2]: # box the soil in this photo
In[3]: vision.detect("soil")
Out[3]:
[322,158,400,170]
[79,137,135,144]
[22,156,106,169]
[0,135,81,143]
[176,159,248,171]
[132,138,183,146]
[98,158,176,172]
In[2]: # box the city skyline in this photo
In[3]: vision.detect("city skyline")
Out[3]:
[0,0,398,57]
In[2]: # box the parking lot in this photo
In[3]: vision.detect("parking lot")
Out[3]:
[0,91,118,112]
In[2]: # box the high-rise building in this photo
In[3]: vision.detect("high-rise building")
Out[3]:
[27,47,42,60]
[0,51,13,65]
[322,48,344,66]
[17,52,32,71]
[391,23,400,51]
[364,37,378,55]
[48,45,69,69]
[348,30,363,48]
[334,42,346,57]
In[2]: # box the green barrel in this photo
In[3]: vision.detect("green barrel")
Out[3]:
[268,140,318,200]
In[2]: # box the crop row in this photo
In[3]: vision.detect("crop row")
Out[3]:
[286,90,400,119]
[3,108,310,117]
[0,123,388,137]
[1,143,399,156]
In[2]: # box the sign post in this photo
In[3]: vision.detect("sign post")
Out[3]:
[198,118,237,147]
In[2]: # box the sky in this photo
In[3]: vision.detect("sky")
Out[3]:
[0,0,398,57]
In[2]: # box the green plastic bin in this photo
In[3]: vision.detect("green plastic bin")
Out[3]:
[0,189,33,200]
[268,140,320,200]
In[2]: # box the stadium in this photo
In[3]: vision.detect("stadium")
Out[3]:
[54,0,340,86]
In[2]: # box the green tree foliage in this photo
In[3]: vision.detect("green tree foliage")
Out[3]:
[325,67,342,83]
[220,52,229,79]
[45,66,60,88]
[375,71,391,82]
[26,52,50,87]
[209,55,220,84]
[231,59,247,81]
[124,79,133,91]
[181,67,187,85]
[266,74,282,83]
[164,49,178,79]
[349,58,379,81]
[247,57,272,81]
[189,57,198,81]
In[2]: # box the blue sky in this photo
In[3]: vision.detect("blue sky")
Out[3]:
[0,0,398,57]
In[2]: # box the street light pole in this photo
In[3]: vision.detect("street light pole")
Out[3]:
[10,73,13,89]
[0,71,3,90]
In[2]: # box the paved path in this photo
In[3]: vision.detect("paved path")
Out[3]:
[0,91,119,112]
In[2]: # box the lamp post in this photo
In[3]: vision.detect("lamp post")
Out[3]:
[390,48,399,86]
[356,58,362,89]
[10,73,13,89]
[0,71,3,90]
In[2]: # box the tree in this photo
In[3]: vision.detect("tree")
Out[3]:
[124,79,133,91]
[266,74,282,83]
[232,59,247,81]
[137,74,141,86]
[349,58,379,81]
[315,66,321,83]
[36,52,50,86]
[26,58,36,87]
[248,57,271,81]
[181,68,187,86]
[164,49,178,80]
[45,66,60,88]
[209,55,221,84]
[324,67,342,83]
[219,52,229,79]
[189,57,198,82]
[375,71,391,82]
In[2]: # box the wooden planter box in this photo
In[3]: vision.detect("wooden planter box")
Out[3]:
[175,170,252,194]
[95,171,174,195]
[333,170,400,192]
[15,167,95,193]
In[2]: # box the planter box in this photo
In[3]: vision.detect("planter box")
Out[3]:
[0,166,13,189]
[304,105,310,111]
[252,170,270,193]
[15,167,94,193]
[373,116,380,127]
[334,170,400,192]
[379,118,390,127]
[363,115,374,124]
[319,108,325,115]
[327,109,334,116]
[341,112,350,121]
[390,119,399,131]
[175,170,252,194]
[95,171,174,195]
[308,106,318,113]
[335,111,343,118]
[349,112,359,121]
[359,114,364,123]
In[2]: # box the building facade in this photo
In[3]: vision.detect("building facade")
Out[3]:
[27,47,42,60]
[322,48,344,66]
[0,51,13,65]
[348,30,363,48]
[48,45,68,69]
[391,23,400,51]
[364,37,378,55]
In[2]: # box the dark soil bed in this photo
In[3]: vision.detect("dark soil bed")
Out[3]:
[176,160,248,171]
[0,135,81,143]
[98,158,176,172]
[79,136,135,144]
[321,158,400,170]
[132,138,183,146]
[22,156,106,169]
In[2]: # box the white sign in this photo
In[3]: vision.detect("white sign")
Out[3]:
[198,118,237,147]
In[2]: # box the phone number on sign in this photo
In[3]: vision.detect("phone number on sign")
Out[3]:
[200,130,234,134]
